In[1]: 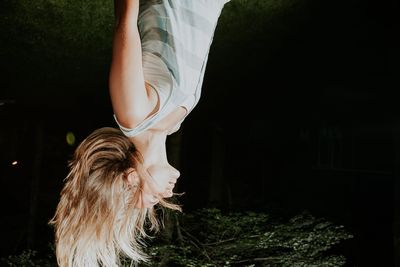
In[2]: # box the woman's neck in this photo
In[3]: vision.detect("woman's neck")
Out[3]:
[130,129,168,166]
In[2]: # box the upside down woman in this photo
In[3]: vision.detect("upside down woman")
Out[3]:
[49,0,231,266]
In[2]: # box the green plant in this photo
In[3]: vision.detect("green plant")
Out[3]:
[1,246,56,267]
[1,209,352,267]
[140,208,353,267]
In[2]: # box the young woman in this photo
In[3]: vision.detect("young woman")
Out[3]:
[49,0,231,266]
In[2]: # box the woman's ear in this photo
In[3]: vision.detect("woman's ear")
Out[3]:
[125,167,140,188]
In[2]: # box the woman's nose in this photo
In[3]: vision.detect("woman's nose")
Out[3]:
[170,167,180,181]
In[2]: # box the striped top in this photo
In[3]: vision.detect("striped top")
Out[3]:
[114,0,231,137]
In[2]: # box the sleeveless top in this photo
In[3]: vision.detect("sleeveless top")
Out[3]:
[113,0,231,137]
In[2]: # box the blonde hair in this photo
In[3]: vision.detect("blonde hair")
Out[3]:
[48,127,180,267]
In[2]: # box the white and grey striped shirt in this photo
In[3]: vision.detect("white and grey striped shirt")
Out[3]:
[114,0,231,137]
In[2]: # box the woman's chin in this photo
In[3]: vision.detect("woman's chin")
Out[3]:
[139,193,160,208]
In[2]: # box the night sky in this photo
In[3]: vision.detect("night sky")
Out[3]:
[0,0,397,266]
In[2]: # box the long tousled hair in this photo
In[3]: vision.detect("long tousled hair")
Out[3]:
[48,127,180,267]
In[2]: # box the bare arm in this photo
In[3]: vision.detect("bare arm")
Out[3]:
[109,0,157,129]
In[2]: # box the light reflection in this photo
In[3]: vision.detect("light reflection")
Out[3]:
[66,132,76,146]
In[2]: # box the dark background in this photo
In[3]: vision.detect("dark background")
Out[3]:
[0,0,397,266]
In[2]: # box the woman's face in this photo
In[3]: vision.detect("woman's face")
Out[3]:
[140,163,180,207]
